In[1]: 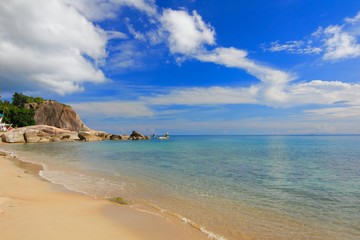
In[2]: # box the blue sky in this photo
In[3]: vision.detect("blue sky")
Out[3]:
[1,0,360,134]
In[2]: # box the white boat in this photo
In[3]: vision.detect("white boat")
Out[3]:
[158,136,169,140]
[158,132,170,140]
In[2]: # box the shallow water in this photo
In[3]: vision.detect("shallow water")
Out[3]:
[4,135,360,239]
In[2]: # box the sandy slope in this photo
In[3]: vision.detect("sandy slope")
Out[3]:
[0,152,207,240]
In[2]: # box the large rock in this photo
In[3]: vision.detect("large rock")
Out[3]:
[1,130,26,143]
[109,134,131,140]
[130,131,145,140]
[122,135,130,140]
[110,134,122,140]
[78,131,103,142]
[1,125,79,143]
[93,131,108,139]
[34,100,91,132]
[24,130,41,143]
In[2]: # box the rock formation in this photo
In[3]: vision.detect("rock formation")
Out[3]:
[34,100,91,132]
[0,99,152,143]
[110,134,123,140]
[0,126,151,143]
[78,131,105,142]
[130,131,146,140]
[1,125,79,143]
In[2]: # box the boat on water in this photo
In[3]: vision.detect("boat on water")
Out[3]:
[158,132,170,140]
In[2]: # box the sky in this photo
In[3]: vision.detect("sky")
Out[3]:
[1,0,360,135]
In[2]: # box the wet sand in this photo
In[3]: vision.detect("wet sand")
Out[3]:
[0,149,208,240]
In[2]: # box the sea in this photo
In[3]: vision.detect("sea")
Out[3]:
[3,135,360,240]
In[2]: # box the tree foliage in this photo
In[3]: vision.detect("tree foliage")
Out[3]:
[12,92,28,107]
[0,92,45,127]
[12,92,45,107]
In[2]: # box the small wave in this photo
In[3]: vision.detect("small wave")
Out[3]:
[39,168,126,199]
[130,205,163,217]
[142,203,227,240]
[200,227,227,240]
[39,169,92,197]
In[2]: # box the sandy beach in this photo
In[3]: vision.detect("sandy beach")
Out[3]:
[0,148,208,240]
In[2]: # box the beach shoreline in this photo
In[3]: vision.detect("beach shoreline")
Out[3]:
[0,147,209,240]
[2,135,358,240]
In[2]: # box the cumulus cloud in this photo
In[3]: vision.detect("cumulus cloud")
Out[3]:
[197,47,293,85]
[155,9,305,107]
[155,9,299,107]
[321,25,360,61]
[3,0,359,128]
[288,80,360,105]
[65,0,157,21]
[344,11,360,24]
[160,9,215,55]
[263,11,360,62]
[196,47,295,105]
[309,12,360,61]
[0,0,107,95]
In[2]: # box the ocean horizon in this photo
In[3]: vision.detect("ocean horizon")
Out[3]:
[3,135,360,240]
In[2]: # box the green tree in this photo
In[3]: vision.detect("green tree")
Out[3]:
[4,105,35,127]
[33,96,45,103]
[12,92,28,107]
[11,92,45,107]
[10,108,35,127]
[1,92,45,127]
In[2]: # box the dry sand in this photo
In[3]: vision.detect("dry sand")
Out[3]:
[0,150,208,240]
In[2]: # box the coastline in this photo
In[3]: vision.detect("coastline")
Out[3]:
[2,136,357,240]
[0,147,209,240]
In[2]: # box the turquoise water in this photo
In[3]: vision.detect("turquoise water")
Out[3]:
[4,135,360,239]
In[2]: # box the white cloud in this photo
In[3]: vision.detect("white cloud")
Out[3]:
[305,106,360,118]
[288,80,360,105]
[65,0,157,21]
[127,23,146,41]
[318,12,360,61]
[156,9,299,107]
[3,0,359,132]
[196,47,295,106]
[156,9,301,107]
[196,47,293,85]
[344,11,360,24]
[160,9,215,55]
[142,79,360,112]
[72,101,154,118]
[0,0,107,95]
[106,30,128,40]
[107,41,149,70]
[322,25,360,61]
[263,11,360,62]
[314,14,360,61]
[145,86,258,105]
[264,40,322,54]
